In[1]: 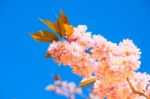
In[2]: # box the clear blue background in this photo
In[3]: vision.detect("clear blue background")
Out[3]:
[0,0,150,99]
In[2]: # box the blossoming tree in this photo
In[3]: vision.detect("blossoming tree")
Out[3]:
[31,10,150,99]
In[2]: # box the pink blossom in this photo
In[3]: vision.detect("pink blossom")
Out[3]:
[46,80,82,99]
[47,25,150,99]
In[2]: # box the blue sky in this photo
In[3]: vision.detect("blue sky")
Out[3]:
[0,0,150,99]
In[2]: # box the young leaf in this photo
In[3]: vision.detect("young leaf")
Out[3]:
[39,18,58,33]
[56,19,65,36]
[60,9,69,25]
[45,52,51,58]
[80,76,97,87]
[31,30,58,42]
[63,24,74,37]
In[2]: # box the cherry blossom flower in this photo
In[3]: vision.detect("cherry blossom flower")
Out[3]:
[47,25,150,99]
[46,76,82,99]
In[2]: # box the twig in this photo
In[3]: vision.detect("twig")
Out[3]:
[127,77,150,99]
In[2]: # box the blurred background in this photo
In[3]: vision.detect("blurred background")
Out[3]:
[0,0,150,99]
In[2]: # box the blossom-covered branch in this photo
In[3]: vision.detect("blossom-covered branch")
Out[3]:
[31,10,150,99]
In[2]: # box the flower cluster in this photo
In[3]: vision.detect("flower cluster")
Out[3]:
[47,25,150,99]
[46,75,82,99]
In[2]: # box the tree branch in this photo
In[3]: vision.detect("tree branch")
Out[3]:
[127,77,150,99]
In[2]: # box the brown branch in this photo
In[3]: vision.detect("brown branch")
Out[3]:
[127,77,150,99]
